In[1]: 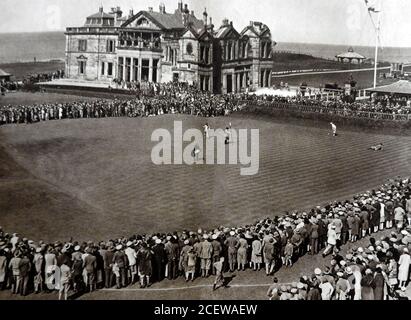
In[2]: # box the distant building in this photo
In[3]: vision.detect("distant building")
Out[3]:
[336,47,366,64]
[367,80,411,97]
[65,2,276,93]
[0,69,11,82]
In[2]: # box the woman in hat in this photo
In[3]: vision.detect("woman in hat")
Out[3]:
[59,262,72,300]
[33,247,44,294]
[251,236,262,271]
[44,246,57,292]
[185,248,196,282]
[237,234,248,272]
[398,247,411,290]
[373,267,385,300]
[361,269,376,300]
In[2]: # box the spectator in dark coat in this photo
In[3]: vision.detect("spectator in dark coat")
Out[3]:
[152,239,166,282]
[373,268,385,300]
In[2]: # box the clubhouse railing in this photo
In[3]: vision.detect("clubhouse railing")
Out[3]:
[239,101,411,122]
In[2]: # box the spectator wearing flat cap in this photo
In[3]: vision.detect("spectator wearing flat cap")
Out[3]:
[112,245,127,289]
[100,244,115,288]
[18,253,31,296]
[165,237,179,280]
[9,252,21,294]
[225,232,238,272]
[199,235,213,278]
[136,242,153,288]
[211,235,222,275]
[152,239,166,282]
[83,248,97,292]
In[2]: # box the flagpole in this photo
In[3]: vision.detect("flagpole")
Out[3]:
[373,11,381,89]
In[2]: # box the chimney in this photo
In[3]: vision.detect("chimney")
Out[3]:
[191,10,194,16]
[203,8,208,26]
[148,7,153,12]
[116,7,122,18]
[178,0,183,12]
[129,9,134,17]
[159,3,166,14]
[230,21,233,27]
[222,18,229,26]
[99,6,103,13]
[184,4,188,13]
[250,21,254,26]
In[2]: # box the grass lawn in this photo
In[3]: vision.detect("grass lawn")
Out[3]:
[1,114,411,243]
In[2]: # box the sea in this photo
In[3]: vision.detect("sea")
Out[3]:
[1,31,411,64]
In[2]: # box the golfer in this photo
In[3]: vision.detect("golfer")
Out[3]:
[330,122,337,137]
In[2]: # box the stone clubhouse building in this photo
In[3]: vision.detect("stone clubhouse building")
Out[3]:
[65,2,276,93]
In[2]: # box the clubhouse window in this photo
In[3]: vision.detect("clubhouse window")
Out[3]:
[78,40,87,52]
[79,61,86,75]
[107,63,113,76]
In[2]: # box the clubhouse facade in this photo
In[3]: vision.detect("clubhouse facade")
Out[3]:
[65,2,276,93]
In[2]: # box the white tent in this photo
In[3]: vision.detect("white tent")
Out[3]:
[253,87,297,97]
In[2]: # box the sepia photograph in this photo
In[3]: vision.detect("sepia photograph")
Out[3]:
[0,0,410,310]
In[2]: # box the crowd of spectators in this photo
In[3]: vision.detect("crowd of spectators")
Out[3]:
[1,70,65,93]
[0,92,243,126]
[245,93,411,115]
[1,175,410,299]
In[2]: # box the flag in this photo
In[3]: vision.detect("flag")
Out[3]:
[364,0,381,13]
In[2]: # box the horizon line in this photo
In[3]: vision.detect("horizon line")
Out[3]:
[0,30,410,49]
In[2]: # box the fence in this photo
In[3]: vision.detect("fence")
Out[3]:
[239,101,411,122]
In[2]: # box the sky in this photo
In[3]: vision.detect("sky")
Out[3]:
[0,0,410,47]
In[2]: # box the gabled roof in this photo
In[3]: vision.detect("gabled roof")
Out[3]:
[241,22,270,37]
[198,29,213,41]
[367,80,411,95]
[181,25,200,39]
[122,10,204,31]
[215,24,240,39]
[0,69,11,77]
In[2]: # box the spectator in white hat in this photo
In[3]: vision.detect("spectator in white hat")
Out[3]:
[398,247,411,290]
[322,225,337,257]
[125,241,137,284]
